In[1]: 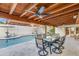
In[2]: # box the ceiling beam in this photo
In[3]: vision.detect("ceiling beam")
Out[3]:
[0,12,48,25]
[8,22,32,26]
[45,3,60,12]
[20,3,38,17]
[8,19,30,25]
[9,3,17,14]
[28,14,36,19]
[0,12,30,22]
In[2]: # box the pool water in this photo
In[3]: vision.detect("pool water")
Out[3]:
[0,35,35,48]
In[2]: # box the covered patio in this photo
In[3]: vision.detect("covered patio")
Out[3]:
[0,3,79,56]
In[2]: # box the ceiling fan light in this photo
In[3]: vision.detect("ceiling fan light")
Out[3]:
[39,16,43,18]
[73,15,78,19]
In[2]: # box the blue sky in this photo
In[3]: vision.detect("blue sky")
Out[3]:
[0,18,7,23]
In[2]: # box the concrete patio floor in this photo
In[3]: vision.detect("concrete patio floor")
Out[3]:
[0,37,79,56]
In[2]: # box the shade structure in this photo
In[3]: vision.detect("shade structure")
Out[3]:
[0,3,79,26]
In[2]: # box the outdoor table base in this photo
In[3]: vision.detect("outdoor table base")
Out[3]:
[44,40,53,54]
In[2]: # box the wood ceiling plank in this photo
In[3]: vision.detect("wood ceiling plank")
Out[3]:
[36,3,53,8]
[45,3,60,12]
[13,3,29,15]
[46,11,78,26]
[0,3,12,13]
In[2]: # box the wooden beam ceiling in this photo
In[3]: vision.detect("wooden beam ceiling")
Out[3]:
[44,4,78,20]
[9,3,17,14]
[0,3,79,26]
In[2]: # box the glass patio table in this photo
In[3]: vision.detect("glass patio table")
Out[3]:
[44,36,58,54]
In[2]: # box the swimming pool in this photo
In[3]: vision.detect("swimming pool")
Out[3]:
[0,35,35,48]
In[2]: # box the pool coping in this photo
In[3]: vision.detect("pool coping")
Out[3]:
[0,34,35,40]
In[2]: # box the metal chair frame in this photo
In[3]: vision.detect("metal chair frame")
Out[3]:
[52,36,66,54]
[35,34,48,56]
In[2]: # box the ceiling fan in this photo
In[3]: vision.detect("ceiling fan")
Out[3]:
[28,6,49,19]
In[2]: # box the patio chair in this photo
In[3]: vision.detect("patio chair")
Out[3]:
[35,34,48,56]
[52,36,66,54]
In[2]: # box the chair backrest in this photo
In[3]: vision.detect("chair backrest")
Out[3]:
[35,34,44,48]
[59,36,66,45]
[60,36,65,41]
[53,37,60,42]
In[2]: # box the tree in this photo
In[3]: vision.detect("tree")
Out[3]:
[48,26,55,36]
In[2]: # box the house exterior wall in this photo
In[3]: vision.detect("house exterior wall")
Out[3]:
[0,25,36,38]
[14,26,35,35]
[0,27,6,38]
[55,27,65,36]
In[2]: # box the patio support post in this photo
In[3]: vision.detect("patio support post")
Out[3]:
[74,27,76,36]
[69,27,71,37]
[6,19,9,38]
[45,25,47,38]
[74,27,77,39]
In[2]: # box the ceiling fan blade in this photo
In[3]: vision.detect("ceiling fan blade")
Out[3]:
[27,11,35,14]
[25,10,35,14]
[38,15,46,19]
[38,6,45,14]
[39,16,43,19]
[42,12,52,16]
[34,15,45,20]
[28,15,36,19]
